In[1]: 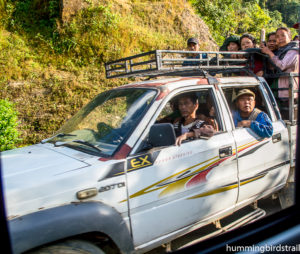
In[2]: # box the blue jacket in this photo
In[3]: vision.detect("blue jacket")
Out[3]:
[182,53,208,66]
[233,110,273,138]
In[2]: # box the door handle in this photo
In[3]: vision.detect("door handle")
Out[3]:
[219,146,232,158]
[272,133,281,143]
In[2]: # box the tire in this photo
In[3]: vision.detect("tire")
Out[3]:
[278,167,295,209]
[29,239,105,254]
[278,182,295,209]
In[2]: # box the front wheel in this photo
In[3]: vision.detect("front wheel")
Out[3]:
[29,240,105,254]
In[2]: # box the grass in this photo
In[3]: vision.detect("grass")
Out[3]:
[0,0,216,147]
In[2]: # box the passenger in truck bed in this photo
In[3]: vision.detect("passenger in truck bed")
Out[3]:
[239,33,264,77]
[182,37,207,66]
[173,93,215,146]
[219,35,241,61]
[260,27,299,120]
[264,32,278,86]
[220,35,241,52]
[232,89,273,138]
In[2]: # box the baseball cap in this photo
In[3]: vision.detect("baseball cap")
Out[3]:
[233,89,255,101]
[187,37,199,45]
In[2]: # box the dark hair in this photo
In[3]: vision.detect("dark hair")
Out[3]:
[219,35,240,51]
[293,35,299,40]
[240,33,257,47]
[267,32,276,41]
[276,27,292,39]
[178,93,198,104]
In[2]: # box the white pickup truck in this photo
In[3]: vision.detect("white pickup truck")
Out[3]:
[2,50,297,254]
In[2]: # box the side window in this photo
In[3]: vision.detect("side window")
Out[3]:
[156,89,222,132]
[221,86,272,120]
[136,89,221,153]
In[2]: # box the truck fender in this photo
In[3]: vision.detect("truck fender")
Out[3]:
[9,202,134,254]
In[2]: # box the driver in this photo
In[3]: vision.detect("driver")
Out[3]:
[173,93,215,146]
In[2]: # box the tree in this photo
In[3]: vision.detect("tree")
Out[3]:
[262,0,300,27]
[191,0,282,45]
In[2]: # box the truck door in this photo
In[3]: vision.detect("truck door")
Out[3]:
[220,84,290,206]
[126,88,239,247]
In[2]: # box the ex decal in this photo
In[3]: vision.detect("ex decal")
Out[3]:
[127,154,153,172]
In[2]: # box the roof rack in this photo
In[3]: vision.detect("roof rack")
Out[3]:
[105,50,254,79]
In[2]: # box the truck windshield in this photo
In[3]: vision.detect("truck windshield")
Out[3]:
[47,88,157,156]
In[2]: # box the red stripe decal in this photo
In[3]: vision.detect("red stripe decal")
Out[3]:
[99,144,132,161]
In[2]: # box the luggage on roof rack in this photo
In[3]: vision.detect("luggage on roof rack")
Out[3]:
[104,50,254,79]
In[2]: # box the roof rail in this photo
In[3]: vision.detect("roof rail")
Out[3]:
[105,50,254,79]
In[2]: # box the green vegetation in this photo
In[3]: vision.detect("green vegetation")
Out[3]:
[0,0,298,149]
[1,0,214,148]
[259,0,300,28]
[0,99,21,151]
[191,0,289,45]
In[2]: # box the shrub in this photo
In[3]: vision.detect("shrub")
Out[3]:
[0,99,20,151]
[191,0,284,45]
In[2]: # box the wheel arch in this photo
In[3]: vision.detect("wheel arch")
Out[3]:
[9,202,134,254]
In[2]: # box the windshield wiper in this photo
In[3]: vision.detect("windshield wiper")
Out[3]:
[41,133,77,144]
[54,140,102,153]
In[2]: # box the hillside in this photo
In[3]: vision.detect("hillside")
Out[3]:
[0,0,218,146]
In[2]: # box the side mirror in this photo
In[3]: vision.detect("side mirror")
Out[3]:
[149,123,176,147]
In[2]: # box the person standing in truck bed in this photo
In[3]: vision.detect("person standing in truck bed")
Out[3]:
[264,32,278,86]
[240,33,264,77]
[182,37,208,66]
[260,27,299,119]
[266,32,278,52]
[219,35,241,59]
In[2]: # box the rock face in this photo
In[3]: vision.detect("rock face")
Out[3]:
[60,0,218,50]
[174,6,217,50]
[60,0,89,22]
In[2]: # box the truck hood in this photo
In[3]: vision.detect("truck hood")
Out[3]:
[1,144,91,218]
[1,144,89,179]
